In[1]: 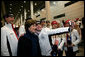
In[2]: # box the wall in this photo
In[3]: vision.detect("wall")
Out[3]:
[15,1,84,25]
[34,1,84,22]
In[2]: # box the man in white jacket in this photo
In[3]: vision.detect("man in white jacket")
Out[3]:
[1,14,18,56]
[35,22,69,56]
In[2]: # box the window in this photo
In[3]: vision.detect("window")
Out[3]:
[54,13,65,19]
[36,14,40,17]
[65,1,78,7]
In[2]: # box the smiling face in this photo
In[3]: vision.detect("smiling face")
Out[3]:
[65,23,69,27]
[52,24,58,29]
[5,17,14,24]
[36,24,42,31]
[41,21,46,27]
[28,24,37,33]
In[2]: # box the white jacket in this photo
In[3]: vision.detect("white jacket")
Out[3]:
[64,29,81,52]
[39,27,69,56]
[19,25,26,37]
[51,35,65,51]
[1,23,18,56]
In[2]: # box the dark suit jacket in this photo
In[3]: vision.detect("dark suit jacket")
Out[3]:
[17,30,41,56]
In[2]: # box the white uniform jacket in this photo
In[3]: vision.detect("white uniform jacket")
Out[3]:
[19,25,26,37]
[51,35,65,51]
[1,23,18,56]
[38,27,69,56]
[64,29,81,52]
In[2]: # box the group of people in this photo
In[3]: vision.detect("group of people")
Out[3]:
[1,13,83,56]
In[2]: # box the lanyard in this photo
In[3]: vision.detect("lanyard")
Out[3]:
[67,33,71,41]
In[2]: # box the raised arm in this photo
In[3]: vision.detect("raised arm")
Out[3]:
[47,27,69,35]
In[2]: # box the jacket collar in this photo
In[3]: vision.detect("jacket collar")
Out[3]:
[5,22,12,29]
[26,30,34,35]
[24,30,35,38]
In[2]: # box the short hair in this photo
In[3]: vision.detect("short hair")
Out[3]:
[46,20,50,23]
[3,13,14,22]
[25,17,32,21]
[82,17,85,26]
[40,20,45,24]
[25,19,36,31]
[3,13,14,19]
[36,21,40,25]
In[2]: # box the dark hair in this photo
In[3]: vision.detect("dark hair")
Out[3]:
[62,20,65,25]
[40,20,45,24]
[25,17,32,21]
[46,20,50,23]
[3,14,14,19]
[36,21,40,25]
[82,17,85,27]
[25,19,36,31]
[3,13,14,22]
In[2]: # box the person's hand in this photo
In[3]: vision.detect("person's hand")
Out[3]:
[67,44,75,47]
[64,43,67,46]
[58,48,61,51]
[19,34,24,38]
[71,44,75,46]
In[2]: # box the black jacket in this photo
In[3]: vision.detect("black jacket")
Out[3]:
[17,30,41,56]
